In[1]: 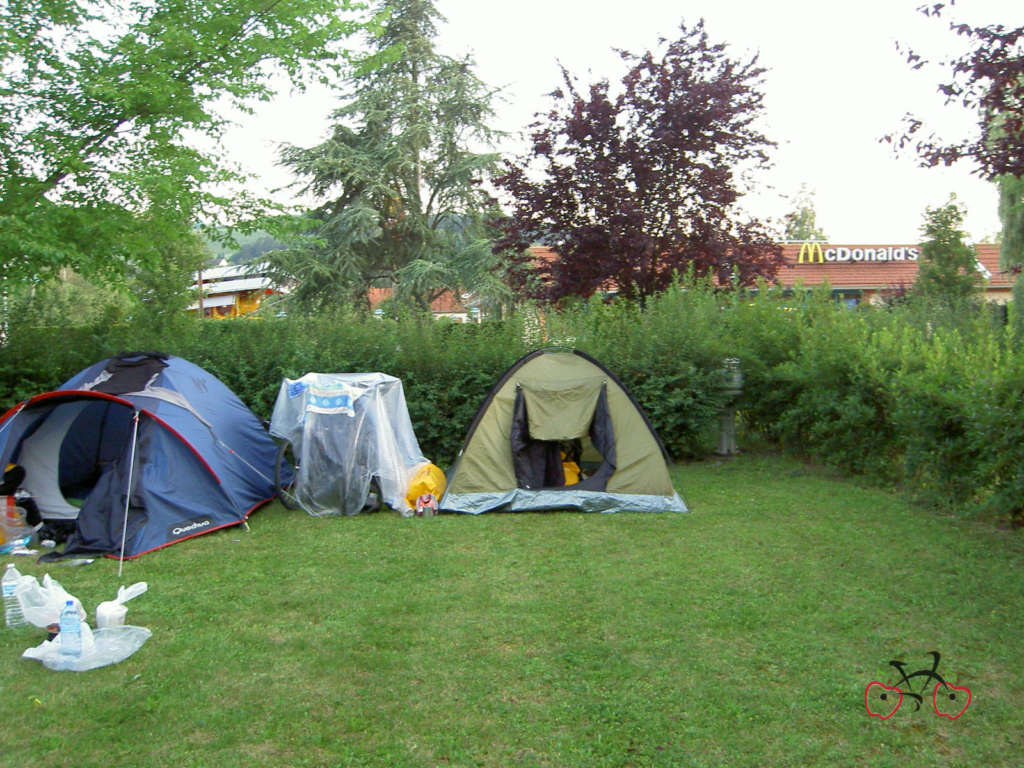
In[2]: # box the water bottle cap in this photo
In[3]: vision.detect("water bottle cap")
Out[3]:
[65,600,73,606]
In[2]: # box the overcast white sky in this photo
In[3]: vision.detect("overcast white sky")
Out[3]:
[225,0,1022,243]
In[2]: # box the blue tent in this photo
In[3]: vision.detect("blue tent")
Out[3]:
[0,353,280,559]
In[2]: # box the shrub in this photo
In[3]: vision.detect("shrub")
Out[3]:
[1,283,1021,523]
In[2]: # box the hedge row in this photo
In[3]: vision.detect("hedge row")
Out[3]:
[1,285,1022,522]
[0,310,531,468]
[727,291,1024,521]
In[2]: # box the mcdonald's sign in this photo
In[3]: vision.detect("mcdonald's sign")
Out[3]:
[794,243,920,264]
[797,242,825,263]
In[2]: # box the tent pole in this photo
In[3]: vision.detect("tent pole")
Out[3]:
[117,410,141,579]
[211,434,275,486]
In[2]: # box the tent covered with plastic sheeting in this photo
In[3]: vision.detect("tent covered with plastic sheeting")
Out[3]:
[440,348,687,515]
[269,372,430,517]
[0,352,281,559]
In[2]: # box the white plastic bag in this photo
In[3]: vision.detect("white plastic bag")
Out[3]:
[22,625,152,672]
[14,573,86,628]
[96,581,147,628]
[16,576,152,671]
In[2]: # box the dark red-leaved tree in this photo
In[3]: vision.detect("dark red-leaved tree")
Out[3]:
[494,20,783,303]
[890,6,1024,180]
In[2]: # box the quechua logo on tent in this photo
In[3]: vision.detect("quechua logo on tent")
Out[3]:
[167,516,213,540]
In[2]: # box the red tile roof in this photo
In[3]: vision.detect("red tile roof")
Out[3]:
[525,244,1015,294]
[530,246,558,263]
[367,287,470,313]
[366,242,1012,314]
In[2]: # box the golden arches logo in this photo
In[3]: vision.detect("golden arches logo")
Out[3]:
[797,242,825,264]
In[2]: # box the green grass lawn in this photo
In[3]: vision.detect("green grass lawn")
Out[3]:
[1,452,1021,767]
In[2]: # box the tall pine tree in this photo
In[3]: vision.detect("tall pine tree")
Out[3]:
[271,0,504,312]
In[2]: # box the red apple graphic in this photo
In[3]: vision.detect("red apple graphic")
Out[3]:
[933,682,971,719]
[865,682,903,719]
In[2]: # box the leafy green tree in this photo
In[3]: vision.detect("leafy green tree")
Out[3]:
[128,233,208,321]
[999,175,1024,274]
[1,0,364,290]
[270,0,502,313]
[783,184,828,242]
[891,9,1024,325]
[2,229,205,334]
[3,273,131,331]
[998,174,1024,332]
[912,198,983,307]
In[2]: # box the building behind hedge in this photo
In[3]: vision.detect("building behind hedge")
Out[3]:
[774,242,1010,306]
[188,243,1014,318]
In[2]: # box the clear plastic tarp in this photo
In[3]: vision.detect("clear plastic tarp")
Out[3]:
[269,373,428,517]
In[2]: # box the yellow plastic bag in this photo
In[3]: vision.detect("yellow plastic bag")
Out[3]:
[405,463,446,511]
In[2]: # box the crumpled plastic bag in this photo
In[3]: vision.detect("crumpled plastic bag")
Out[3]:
[23,624,152,672]
[95,581,147,627]
[14,573,85,628]
[404,462,446,512]
[0,534,33,554]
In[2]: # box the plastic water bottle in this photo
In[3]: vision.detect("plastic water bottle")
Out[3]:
[2,563,26,628]
[59,600,82,656]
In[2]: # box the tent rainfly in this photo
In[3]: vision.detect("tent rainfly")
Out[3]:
[0,352,281,560]
[440,348,688,514]
[269,372,431,517]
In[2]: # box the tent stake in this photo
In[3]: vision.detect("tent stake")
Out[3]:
[118,410,141,579]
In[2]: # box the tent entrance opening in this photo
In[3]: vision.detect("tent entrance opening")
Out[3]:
[16,399,136,521]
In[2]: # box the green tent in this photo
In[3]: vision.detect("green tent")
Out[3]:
[440,348,688,514]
